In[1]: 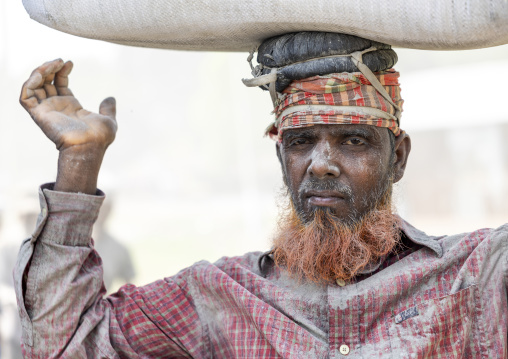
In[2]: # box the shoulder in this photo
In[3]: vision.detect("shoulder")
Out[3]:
[213,251,265,273]
[438,223,508,255]
[402,218,508,258]
[399,220,508,287]
[430,223,508,289]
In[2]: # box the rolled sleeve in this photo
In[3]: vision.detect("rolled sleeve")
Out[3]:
[13,183,105,355]
[13,184,202,359]
[38,184,105,246]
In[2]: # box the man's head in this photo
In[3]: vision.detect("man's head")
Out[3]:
[273,123,411,284]
[245,32,409,283]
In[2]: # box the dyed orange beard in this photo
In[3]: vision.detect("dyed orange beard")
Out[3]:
[272,192,402,284]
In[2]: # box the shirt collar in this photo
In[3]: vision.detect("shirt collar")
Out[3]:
[355,219,443,275]
[257,217,444,277]
[400,219,443,258]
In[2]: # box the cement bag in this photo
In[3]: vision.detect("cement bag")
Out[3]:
[22,0,508,51]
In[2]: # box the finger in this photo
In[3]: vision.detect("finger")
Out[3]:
[20,72,44,111]
[41,58,65,75]
[35,59,64,99]
[43,70,58,97]
[20,59,64,109]
[44,83,58,97]
[21,71,43,101]
[55,61,73,95]
[35,59,65,84]
[34,88,47,102]
[57,87,74,96]
[44,71,56,85]
[54,60,72,87]
[20,96,38,112]
[99,97,116,119]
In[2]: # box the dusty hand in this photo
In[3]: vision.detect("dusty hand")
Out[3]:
[20,59,118,194]
[20,59,117,151]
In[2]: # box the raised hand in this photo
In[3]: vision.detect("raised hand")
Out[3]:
[20,59,117,151]
[20,59,118,194]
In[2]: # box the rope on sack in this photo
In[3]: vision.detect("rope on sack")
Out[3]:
[242,46,401,127]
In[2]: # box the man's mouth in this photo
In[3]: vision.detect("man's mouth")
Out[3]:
[304,190,345,207]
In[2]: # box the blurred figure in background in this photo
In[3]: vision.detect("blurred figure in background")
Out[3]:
[92,197,135,293]
[0,210,22,359]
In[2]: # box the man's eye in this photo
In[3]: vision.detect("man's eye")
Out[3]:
[289,138,310,146]
[343,138,364,145]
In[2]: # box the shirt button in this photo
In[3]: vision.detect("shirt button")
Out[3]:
[339,344,350,355]
[336,278,346,287]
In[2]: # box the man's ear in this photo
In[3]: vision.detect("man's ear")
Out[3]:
[393,132,411,183]
[276,142,283,166]
[276,142,289,186]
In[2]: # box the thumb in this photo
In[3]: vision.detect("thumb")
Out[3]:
[99,97,116,118]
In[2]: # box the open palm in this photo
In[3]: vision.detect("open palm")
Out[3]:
[20,59,117,151]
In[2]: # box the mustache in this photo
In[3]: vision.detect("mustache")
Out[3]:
[298,178,353,201]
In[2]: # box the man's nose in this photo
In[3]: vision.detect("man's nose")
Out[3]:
[307,145,340,179]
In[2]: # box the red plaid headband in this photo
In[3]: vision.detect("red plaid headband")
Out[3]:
[266,69,403,141]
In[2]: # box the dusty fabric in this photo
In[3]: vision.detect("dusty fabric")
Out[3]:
[267,70,403,141]
[252,32,397,93]
[22,0,508,51]
[13,184,508,358]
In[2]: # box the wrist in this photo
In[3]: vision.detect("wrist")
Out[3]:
[54,145,106,195]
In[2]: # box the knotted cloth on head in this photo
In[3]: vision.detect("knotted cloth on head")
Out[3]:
[267,69,403,141]
[242,35,404,142]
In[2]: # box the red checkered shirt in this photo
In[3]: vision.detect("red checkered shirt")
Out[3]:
[14,184,508,358]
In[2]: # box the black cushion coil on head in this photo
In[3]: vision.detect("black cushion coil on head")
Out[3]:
[257,32,398,92]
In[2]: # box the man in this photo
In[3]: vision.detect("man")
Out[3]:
[0,210,23,359]
[14,41,508,358]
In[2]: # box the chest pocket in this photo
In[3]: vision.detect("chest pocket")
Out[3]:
[387,285,478,358]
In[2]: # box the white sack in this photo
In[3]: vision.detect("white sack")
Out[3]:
[22,0,508,51]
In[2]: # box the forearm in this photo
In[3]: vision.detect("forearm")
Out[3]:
[54,145,105,195]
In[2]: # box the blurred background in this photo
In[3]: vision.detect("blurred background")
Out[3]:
[1,1,507,357]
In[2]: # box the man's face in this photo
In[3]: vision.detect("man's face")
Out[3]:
[277,124,397,224]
